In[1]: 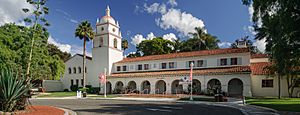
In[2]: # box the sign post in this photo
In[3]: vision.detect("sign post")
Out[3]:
[104,68,107,98]
[190,62,194,101]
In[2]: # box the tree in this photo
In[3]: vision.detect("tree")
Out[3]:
[0,23,65,80]
[243,0,300,98]
[136,37,174,56]
[122,39,129,51]
[173,38,182,53]
[47,44,71,61]
[180,27,220,52]
[22,0,50,80]
[75,21,94,97]
[231,36,260,53]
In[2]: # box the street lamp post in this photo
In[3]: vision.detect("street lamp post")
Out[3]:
[190,62,194,101]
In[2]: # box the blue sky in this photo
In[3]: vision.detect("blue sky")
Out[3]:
[0,0,261,56]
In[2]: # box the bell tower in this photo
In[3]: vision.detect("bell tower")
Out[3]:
[88,6,123,87]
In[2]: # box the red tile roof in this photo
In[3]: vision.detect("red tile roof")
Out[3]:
[109,66,251,78]
[117,48,249,63]
[251,54,269,59]
[251,62,272,75]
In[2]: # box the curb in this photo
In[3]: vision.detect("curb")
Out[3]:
[54,107,77,115]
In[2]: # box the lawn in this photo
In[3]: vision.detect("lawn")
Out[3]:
[246,97,300,112]
[36,92,77,97]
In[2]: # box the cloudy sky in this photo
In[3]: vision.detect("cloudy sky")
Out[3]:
[0,0,265,56]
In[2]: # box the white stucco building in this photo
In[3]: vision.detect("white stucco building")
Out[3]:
[60,6,300,97]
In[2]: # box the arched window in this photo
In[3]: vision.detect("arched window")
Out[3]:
[99,37,104,47]
[114,38,117,48]
[68,68,72,74]
[73,67,76,74]
[78,67,81,73]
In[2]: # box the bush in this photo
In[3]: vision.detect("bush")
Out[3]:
[89,87,100,94]
[70,85,78,91]
[0,67,31,112]
[63,89,69,92]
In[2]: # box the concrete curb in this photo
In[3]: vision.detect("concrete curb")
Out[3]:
[55,107,77,115]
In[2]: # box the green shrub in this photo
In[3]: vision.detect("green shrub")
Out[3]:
[70,85,78,91]
[63,89,69,92]
[89,87,100,94]
[0,68,31,112]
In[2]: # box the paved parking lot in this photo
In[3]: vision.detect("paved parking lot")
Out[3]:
[31,99,244,115]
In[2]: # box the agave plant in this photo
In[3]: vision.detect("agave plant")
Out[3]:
[0,67,31,112]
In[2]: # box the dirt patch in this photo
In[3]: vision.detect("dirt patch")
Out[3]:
[14,106,64,115]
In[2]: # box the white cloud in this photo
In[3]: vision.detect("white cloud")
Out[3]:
[253,38,266,53]
[70,45,92,57]
[131,32,178,46]
[146,32,156,40]
[48,36,92,56]
[218,41,232,48]
[162,33,177,42]
[157,9,205,36]
[56,8,78,24]
[48,36,72,53]
[168,0,177,7]
[0,0,34,26]
[131,34,146,46]
[70,19,78,24]
[144,3,167,14]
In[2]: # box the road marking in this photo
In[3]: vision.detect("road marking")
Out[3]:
[146,108,172,112]
[159,106,183,110]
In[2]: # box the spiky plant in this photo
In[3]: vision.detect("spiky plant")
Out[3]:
[0,67,31,112]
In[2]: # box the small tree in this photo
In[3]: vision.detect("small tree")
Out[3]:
[22,0,50,80]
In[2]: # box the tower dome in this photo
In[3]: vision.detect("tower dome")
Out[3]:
[99,6,116,25]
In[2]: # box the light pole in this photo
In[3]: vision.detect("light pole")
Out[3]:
[190,62,194,101]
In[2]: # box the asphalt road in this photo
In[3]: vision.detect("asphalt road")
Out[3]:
[30,99,244,115]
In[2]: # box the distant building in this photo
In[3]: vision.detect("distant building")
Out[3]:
[60,6,300,97]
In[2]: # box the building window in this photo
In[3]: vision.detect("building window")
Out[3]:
[117,66,121,71]
[220,58,227,66]
[68,68,72,74]
[76,79,79,86]
[161,63,167,69]
[188,61,195,68]
[144,64,149,70]
[138,64,143,70]
[169,62,175,69]
[197,60,204,67]
[78,67,82,73]
[73,67,76,74]
[71,79,74,86]
[122,66,127,71]
[262,79,273,87]
[85,67,87,73]
[114,38,117,48]
[100,37,104,47]
[101,27,104,31]
[231,58,238,65]
[112,28,115,32]
[81,79,84,86]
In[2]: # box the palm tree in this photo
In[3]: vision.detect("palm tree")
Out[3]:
[122,39,129,51]
[75,21,94,97]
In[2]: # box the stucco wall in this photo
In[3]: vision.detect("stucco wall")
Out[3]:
[61,55,92,90]
[103,73,252,96]
[251,75,300,97]
[113,52,250,73]
[43,80,63,92]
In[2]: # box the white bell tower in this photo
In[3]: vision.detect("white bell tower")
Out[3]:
[88,6,123,87]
